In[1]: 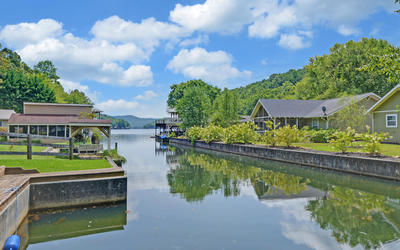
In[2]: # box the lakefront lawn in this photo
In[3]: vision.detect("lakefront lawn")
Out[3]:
[0,157,111,172]
[294,142,400,158]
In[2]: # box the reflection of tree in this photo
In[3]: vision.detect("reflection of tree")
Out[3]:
[167,151,310,202]
[306,186,400,249]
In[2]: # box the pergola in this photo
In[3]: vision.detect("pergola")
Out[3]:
[8,114,112,150]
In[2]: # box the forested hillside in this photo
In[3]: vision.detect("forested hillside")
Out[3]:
[0,45,91,112]
[99,114,131,129]
[231,38,399,115]
[231,69,305,115]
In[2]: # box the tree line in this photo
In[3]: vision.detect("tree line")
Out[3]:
[0,45,91,113]
[167,38,400,129]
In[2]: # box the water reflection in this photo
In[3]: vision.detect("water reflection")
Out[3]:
[19,202,127,250]
[165,144,400,249]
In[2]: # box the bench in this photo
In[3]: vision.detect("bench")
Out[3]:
[78,144,103,154]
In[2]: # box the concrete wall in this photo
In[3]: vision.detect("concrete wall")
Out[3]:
[0,185,30,246]
[170,138,400,181]
[1,176,127,248]
[30,176,127,210]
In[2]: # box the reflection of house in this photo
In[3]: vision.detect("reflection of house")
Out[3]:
[0,109,15,128]
[155,107,182,135]
[250,93,379,131]
[368,84,400,143]
[253,182,325,200]
[8,102,112,149]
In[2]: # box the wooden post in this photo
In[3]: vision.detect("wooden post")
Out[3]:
[27,134,32,160]
[108,128,111,151]
[115,142,118,152]
[69,137,73,160]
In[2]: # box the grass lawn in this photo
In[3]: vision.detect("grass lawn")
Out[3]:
[294,142,400,158]
[0,155,112,173]
[0,144,47,152]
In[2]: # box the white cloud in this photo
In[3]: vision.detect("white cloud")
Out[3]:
[179,34,209,47]
[135,90,159,101]
[96,98,167,117]
[59,79,99,101]
[170,0,255,34]
[278,33,310,50]
[170,0,395,48]
[167,47,251,85]
[337,25,359,36]
[248,3,297,39]
[0,19,63,48]
[91,16,190,49]
[0,19,154,87]
[96,99,140,115]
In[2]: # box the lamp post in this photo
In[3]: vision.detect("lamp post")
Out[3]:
[322,106,328,129]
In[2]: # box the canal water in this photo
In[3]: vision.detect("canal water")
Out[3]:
[22,129,400,249]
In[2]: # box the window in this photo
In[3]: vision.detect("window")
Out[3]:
[57,125,66,137]
[49,126,57,136]
[9,125,17,133]
[386,114,398,128]
[29,126,38,135]
[39,126,47,136]
[312,119,319,129]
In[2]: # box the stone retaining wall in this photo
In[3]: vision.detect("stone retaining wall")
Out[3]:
[169,138,400,181]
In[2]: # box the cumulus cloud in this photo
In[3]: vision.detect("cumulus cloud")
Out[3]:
[179,34,209,47]
[96,97,167,117]
[0,19,154,87]
[59,79,99,101]
[135,90,159,100]
[96,99,140,115]
[278,33,310,50]
[91,16,191,49]
[0,19,63,48]
[170,0,396,48]
[167,47,251,85]
[170,0,255,34]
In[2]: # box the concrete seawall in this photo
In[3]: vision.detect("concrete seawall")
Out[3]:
[0,175,127,247]
[30,176,127,210]
[169,138,400,181]
[0,185,30,245]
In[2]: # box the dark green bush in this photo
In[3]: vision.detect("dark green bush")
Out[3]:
[306,129,336,143]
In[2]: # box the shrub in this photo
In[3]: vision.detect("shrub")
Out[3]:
[274,125,304,147]
[329,127,357,153]
[222,122,259,144]
[262,120,279,147]
[200,124,224,143]
[359,126,391,155]
[169,132,177,138]
[186,126,203,143]
[306,129,336,143]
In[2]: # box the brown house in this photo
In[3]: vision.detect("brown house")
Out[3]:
[8,102,112,149]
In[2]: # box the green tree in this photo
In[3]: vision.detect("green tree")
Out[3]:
[0,70,56,112]
[167,79,220,108]
[295,38,397,99]
[65,89,93,104]
[176,86,211,129]
[34,60,59,82]
[329,97,367,132]
[212,88,240,127]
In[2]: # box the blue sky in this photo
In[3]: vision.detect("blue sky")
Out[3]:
[0,0,399,118]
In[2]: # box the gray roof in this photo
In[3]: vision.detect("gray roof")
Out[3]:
[0,109,15,120]
[254,93,379,118]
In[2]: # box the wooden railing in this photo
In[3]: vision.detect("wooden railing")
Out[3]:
[0,132,74,160]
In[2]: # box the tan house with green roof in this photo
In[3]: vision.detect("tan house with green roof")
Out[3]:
[368,84,400,143]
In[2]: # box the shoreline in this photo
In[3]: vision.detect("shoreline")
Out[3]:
[169,138,400,182]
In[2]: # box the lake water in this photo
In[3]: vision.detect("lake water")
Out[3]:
[22,129,400,249]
